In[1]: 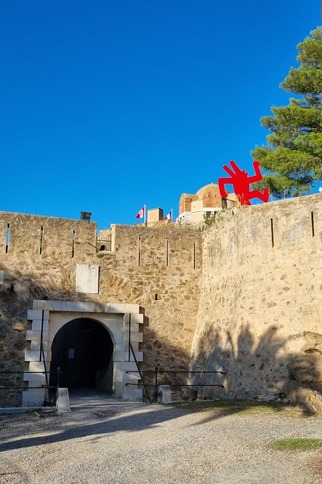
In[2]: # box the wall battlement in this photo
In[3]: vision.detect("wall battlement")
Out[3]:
[1,193,322,409]
[192,193,322,405]
[1,192,320,260]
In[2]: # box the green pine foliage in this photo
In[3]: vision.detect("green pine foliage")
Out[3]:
[252,27,322,198]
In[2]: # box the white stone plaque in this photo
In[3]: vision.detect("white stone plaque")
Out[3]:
[76,264,99,294]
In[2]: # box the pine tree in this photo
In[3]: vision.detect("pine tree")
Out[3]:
[252,27,322,198]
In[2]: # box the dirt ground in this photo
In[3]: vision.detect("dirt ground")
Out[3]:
[1,393,322,483]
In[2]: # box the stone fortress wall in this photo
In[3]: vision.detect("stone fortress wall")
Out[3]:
[191,194,322,407]
[0,192,322,408]
[0,212,202,406]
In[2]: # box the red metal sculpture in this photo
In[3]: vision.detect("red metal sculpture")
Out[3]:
[218,160,270,206]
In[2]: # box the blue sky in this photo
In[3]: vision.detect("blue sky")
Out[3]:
[0,1,320,230]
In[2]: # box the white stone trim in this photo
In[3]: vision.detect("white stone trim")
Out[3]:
[22,300,144,407]
[32,300,141,314]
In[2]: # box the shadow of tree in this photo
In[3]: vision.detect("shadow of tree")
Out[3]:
[190,324,322,416]
[2,262,322,419]
[0,265,98,407]
[0,266,193,407]
[0,403,193,452]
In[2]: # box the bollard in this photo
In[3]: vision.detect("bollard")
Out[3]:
[56,387,71,413]
[157,385,171,404]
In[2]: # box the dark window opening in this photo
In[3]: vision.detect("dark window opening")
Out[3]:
[311,211,315,237]
[166,240,169,266]
[39,226,44,255]
[5,224,10,253]
[270,218,274,248]
[138,236,141,266]
[72,230,76,258]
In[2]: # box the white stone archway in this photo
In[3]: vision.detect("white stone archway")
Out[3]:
[22,300,143,407]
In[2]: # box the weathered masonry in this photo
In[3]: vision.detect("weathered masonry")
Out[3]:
[1,193,322,410]
[191,194,322,409]
[0,213,201,406]
[23,300,143,406]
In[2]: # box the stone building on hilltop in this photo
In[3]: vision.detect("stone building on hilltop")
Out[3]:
[178,183,237,224]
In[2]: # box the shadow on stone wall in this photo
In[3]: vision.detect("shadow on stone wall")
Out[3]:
[0,268,194,407]
[139,317,193,401]
[190,324,322,415]
[0,268,107,407]
[2,266,322,414]
[286,331,322,415]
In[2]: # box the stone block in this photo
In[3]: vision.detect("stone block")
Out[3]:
[56,388,71,413]
[130,313,144,325]
[56,301,96,312]
[148,208,164,223]
[126,351,143,362]
[157,385,171,404]
[113,351,123,361]
[123,313,142,324]
[123,332,143,343]
[28,361,49,373]
[32,299,142,315]
[114,351,143,362]
[23,371,46,383]
[25,350,44,362]
[27,309,43,320]
[29,340,48,351]
[123,361,139,371]
[122,387,143,401]
[33,300,46,309]
[114,381,123,398]
[123,371,140,384]
[26,330,48,342]
[106,303,141,314]
[31,319,49,331]
[111,332,123,344]
[21,389,45,407]
[123,322,140,333]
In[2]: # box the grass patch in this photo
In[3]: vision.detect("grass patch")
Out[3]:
[171,400,288,415]
[270,438,322,451]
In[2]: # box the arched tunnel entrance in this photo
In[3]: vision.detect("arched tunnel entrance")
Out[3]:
[49,318,113,394]
[23,301,144,407]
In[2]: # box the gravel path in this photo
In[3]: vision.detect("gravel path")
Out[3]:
[1,393,322,483]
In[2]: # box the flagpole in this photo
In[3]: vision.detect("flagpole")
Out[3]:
[170,209,173,222]
[144,204,147,225]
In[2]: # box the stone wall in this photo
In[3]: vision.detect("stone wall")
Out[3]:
[0,213,97,405]
[0,214,202,405]
[2,193,322,408]
[96,224,202,387]
[191,194,322,409]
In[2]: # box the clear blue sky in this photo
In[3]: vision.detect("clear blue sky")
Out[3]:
[0,1,320,230]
